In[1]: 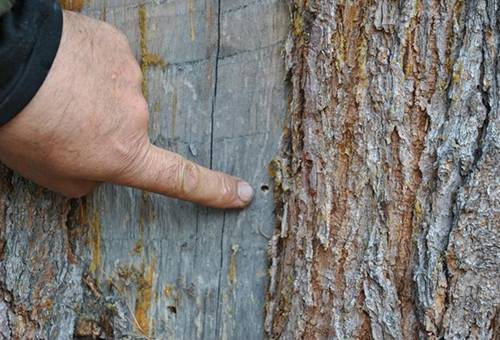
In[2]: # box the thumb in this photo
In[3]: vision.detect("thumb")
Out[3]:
[113,144,254,209]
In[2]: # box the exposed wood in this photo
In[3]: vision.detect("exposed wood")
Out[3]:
[266,0,499,339]
[0,0,288,338]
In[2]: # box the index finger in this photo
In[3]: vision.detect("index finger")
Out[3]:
[113,144,254,208]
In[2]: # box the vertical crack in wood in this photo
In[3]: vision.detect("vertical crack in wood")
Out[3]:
[209,0,222,169]
[209,0,226,337]
[215,212,226,339]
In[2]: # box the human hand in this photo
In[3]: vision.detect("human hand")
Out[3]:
[0,11,254,209]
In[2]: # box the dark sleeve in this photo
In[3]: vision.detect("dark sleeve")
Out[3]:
[0,0,63,125]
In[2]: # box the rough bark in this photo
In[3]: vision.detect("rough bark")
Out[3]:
[266,0,499,339]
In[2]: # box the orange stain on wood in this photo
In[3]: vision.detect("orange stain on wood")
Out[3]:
[59,0,85,11]
[139,4,166,100]
[188,0,196,41]
[134,257,156,336]
[88,212,101,274]
[228,244,239,285]
[163,284,174,298]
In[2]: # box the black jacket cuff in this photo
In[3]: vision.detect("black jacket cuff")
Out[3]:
[0,0,63,125]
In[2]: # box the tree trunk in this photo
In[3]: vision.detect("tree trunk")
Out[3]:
[0,0,498,339]
[266,0,499,339]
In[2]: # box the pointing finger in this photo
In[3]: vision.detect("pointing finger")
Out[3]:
[114,144,254,208]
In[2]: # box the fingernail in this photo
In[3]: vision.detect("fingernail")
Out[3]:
[237,181,254,203]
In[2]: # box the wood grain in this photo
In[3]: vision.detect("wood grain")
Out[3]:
[0,0,288,338]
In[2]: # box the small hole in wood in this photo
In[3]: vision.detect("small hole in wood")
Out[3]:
[168,306,177,314]
[260,185,270,193]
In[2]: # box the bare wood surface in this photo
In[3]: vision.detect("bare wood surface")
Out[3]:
[0,0,288,338]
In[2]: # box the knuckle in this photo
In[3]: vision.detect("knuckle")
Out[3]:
[219,174,236,203]
[102,22,129,47]
[104,132,149,181]
[135,110,149,131]
[129,95,149,116]
[184,162,201,194]
[177,159,200,196]
[112,28,129,47]
[109,57,139,83]
[115,137,149,176]
[122,56,142,81]
[130,58,143,80]
[128,97,149,130]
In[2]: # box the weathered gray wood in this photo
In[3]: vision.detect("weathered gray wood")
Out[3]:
[266,0,499,339]
[0,0,288,338]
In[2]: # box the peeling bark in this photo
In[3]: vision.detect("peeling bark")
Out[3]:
[266,0,499,339]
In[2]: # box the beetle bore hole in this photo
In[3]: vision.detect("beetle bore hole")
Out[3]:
[261,184,270,193]
[168,305,177,314]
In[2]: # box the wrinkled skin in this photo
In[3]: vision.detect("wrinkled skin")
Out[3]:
[0,11,254,208]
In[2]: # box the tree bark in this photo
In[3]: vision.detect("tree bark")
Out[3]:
[266,0,499,339]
